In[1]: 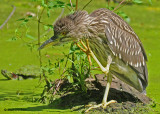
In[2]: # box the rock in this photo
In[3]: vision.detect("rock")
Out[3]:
[94,74,151,104]
[49,74,152,113]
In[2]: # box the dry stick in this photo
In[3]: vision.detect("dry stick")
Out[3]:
[113,0,129,11]
[82,0,92,10]
[113,0,126,11]
[40,8,64,38]
[70,0,74,10]
[108,0,110,8]
[75,0,78,10]
[0,5,16,30]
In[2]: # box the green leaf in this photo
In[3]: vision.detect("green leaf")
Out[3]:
[26,34,35,40]
[28,15,33,18]
[67,75,71,82]
[24,19,29,22]
[47,9,50,17]
[41,0,45,6]
[60,58,64,63]
[148,0,152,4]
[59,4,65,8]
[47,24,54,29]
[15,29,18,33]
[17,18,25,21]
[7,37,18,41]
[133,0,143,4]
[117,11,130,23]
[41,0,47,7]
[56,1,65,5]
[44,25,48,30]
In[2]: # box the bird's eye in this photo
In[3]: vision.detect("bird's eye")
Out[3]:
[61,32,66,36]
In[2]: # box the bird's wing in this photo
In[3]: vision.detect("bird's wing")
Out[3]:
[101,9,148,88]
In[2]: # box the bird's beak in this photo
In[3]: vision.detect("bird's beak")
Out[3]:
[38,35,58,50]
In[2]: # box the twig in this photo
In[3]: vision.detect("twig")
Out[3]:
[40,8,64,38]
[82,0,92,10]
[38,0,48,80]
[38,8,45,80]
[60,54,69,77]
[66,5,71,11]
[75,0,78,10]
[53,79,62,95]
[0,5,16,30]
[108,0,110,8]
[70,0,74,10]
[113,1,129,11]
[113,0,126,11]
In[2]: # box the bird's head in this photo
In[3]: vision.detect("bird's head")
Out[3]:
[39,11,89,50]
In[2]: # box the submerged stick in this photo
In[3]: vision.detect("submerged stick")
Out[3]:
[0,5,16,30]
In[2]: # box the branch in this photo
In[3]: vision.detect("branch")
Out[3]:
[70,0,74,10]
[0,5,16,30]
[75,0,78,10]
[82,0,92,10]
[113,0,126,11]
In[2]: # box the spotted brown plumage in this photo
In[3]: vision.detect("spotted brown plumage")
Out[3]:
[39,8,148,111]
[88,9,148,93]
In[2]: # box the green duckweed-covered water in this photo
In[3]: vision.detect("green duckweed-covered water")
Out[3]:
[0,0,160,113]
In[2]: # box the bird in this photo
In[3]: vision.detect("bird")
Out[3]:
[39,8,148,112]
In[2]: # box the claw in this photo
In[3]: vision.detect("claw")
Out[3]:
[102,100,117,108]
[85,104,102,113]
[76,39,92,66]
[85,100,117,112]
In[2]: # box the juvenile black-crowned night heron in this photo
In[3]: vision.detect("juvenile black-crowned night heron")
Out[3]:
[39,8,148,112]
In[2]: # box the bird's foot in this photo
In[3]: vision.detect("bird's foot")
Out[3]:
[76,39,92,66]
[85,100,117,113]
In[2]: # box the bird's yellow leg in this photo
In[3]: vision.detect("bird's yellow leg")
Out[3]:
[76,40,117,112]
[76,39,92,66]
[85,55,117,112]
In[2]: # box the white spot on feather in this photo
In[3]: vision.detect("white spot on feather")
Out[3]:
[120,47,122,51]
[115,42,117,47]
[135,63,137,67]
[127,49,129,54]
[130,51,132,55]
[135,51,137,55]
[133,44,135,49]
[143,61,145,65]
[138,48,141,54]
[101,20,108,23]
[139,62,141,67]
[117,44,119,49]
[107,28,111,34]
[119,53,121,59]
[112,50,115,55]
[119,37,122,43]
[124,49,127,53]
[130,44,132,48]
[112,35,114,40]
[137,63,139,67]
